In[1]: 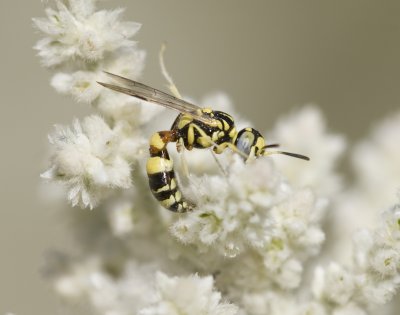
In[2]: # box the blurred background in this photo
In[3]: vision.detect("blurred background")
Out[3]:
[0,0,399,313]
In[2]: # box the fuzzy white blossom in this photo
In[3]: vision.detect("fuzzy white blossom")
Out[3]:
[42,115,132,208]
[139,272,239,315]
[170,154,326,291]
[33,0,154,126]
[311,200,400,313]
[172,155,325,257]
[33,0,140,66]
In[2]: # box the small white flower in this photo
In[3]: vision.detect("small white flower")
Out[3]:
[42,115,132,208]
[312,263,355,305]
[51,49,146,105]
[360,280,399,305]
[370,248,399,277]
[51,71,103,103]
[139,272,239,315]
[273,259,303,289]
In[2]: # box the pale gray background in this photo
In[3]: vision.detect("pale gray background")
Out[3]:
[1,1,400,314]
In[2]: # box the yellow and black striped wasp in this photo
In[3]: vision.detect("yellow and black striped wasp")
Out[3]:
[98,72,309,213]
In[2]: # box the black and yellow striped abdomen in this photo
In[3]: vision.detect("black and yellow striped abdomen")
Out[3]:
[146,131,194,212]
[146,109,237,213]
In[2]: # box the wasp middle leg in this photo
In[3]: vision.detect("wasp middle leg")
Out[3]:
[146,130,194,213]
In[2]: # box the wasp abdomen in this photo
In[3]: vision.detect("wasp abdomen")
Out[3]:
[146,131,194,213]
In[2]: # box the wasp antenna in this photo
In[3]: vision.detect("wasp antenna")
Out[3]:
[278,151,310,161]
[263,143,280,149]
[264,150,310,161]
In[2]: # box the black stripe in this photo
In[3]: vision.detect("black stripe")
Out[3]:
[168,201,182,212]
[148,170,175,191]
[214,111,234,126]
[149,148,170,159]
[153,188,178,201]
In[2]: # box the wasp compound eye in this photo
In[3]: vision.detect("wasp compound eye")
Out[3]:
[235,128,264,158]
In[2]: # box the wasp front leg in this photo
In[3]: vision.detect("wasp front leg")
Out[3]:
[176,137,191,181]
[147,130,194,213]
[188,123,214,149]
[212,142,249,160]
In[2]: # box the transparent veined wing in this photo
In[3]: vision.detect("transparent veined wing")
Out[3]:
[97,72,217,125]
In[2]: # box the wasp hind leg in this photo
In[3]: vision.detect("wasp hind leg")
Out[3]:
[147,130,195,213]
[159,43,183,99]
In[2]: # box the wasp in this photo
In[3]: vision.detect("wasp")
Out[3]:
[98,72,309,213]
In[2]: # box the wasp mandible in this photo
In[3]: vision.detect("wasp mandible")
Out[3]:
[98,72,309,213]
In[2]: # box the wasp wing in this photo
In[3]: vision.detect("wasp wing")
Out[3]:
[98,72,216,125]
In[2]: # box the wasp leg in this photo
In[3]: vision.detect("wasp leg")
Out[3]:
[176,138,191,180]
[188,123,214,148]
[159,43,183,99]
[212,141,250,160]
[188,124,248,160]
[147,130,194,213]
[209,149,228,177]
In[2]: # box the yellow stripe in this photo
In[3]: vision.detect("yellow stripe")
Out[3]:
[161,195,176,208]
[229,127,237,138]
[170,179,177,190]
[154,184,170,193]
[174,190,182,202]
[178,115,192,129]
[188,124,195,145]
[212,131,219,142]
[223,120,230,131]
[153,179,176,193]
[146,157,173,174]
[149,133,165,150]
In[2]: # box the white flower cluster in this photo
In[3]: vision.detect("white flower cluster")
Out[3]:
[34,0,146,114]
[34,0,139,66]
[139,272,239,315]
[311,200,400,314]
[171,154,326,290]
[41,116,139,208]
[52,253,239,315]
[35,0,157,208]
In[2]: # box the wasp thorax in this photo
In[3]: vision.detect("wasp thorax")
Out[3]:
[235,128,266,159]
